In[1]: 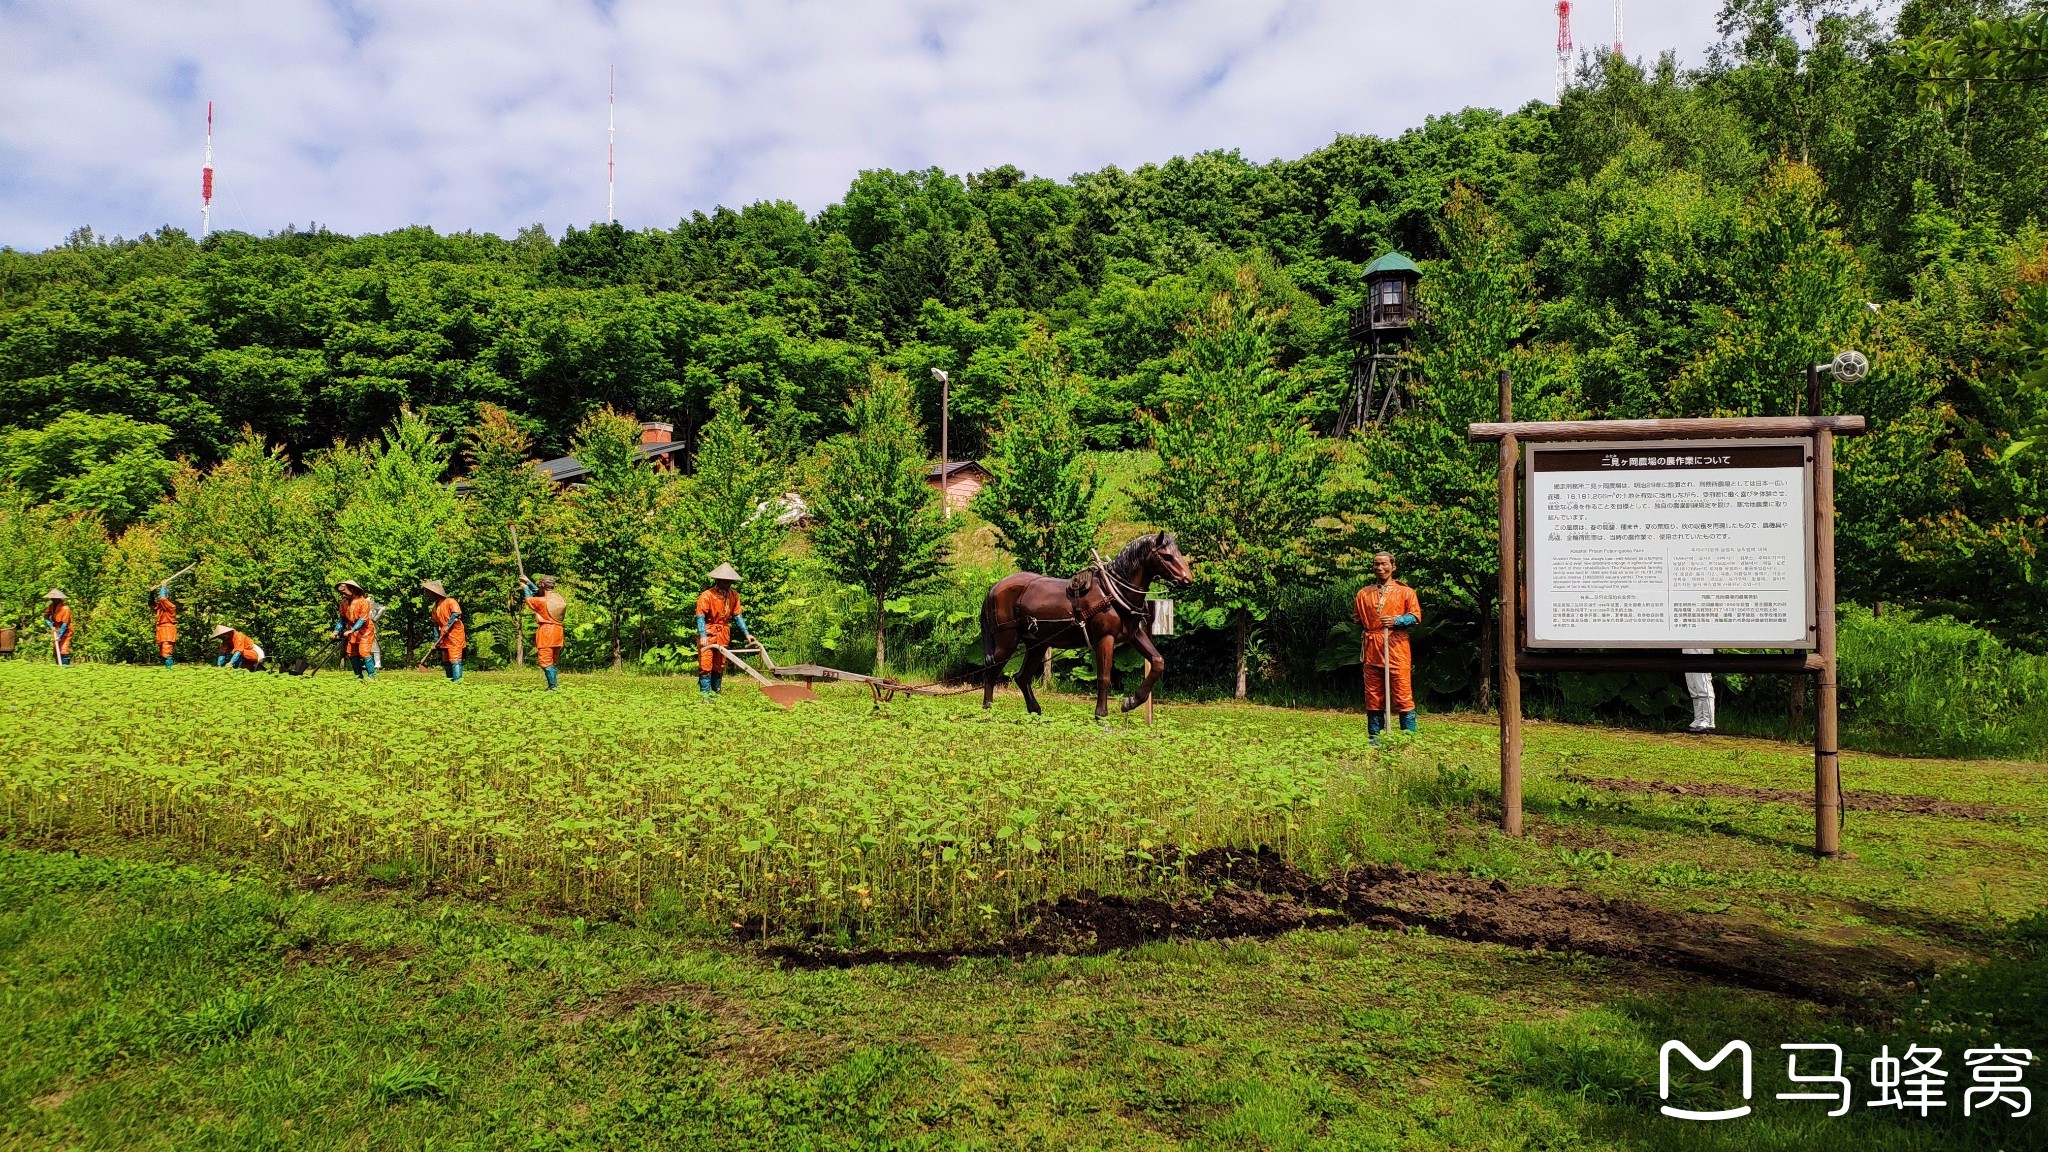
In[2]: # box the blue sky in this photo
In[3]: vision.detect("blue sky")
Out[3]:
[0,1,1727,249]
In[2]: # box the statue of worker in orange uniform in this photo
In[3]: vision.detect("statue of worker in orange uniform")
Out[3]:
[695,562,752,697]
[152,581,179,667]
[212,624,266,671]
[421,580,466,682]
[522,575,566,690]
[1354,551,1422,742]
[332,579,377,679]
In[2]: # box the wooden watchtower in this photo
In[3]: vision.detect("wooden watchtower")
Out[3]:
[1337,252,1423,435]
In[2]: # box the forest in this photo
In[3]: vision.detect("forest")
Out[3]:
[0,0,2045,747]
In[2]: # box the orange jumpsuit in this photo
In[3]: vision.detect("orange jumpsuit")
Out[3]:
[219,630,263,667]
[153,592,178,657]
[1355,580,1422,714]
[696,586,743,674]
[432,597,466,662]
[340,595,376,658]
[45,603,72,658]
[527,591,565,667]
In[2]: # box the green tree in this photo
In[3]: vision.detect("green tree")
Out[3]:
[156,435,331,664]
[329,409,465,664]
[810,369,951,675]
[665,383,789,634]
[459,403,570,666]
[0,411,178,530]
[973,328,1105,576]
[567,407,665,669]
[1348,186,1568,709]
[0,487,109,641]
[1134,269,1331,699]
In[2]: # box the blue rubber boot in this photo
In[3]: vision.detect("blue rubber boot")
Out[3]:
[1368,710,1385,744]
[543,666,559,691]
[699,674,713,696]
[164,657,175,669]
[451,662,462,682]
[1401,710,1417,733]
[709,674,723,696]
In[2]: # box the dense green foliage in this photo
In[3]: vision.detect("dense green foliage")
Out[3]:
[971,328,1106,577]
[2,0,2047,715]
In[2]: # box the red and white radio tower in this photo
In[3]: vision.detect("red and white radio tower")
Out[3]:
[201,101,215,239]
[1555,1,1573,100]
[1613,0,1624,56]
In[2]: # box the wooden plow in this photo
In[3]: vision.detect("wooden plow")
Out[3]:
[705,641,981,707]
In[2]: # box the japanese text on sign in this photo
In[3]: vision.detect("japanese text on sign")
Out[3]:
[1526,440,1815,649]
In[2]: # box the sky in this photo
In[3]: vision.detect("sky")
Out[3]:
[0,1,1729,250]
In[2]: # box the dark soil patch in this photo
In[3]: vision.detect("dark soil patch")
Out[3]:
[1565,774,2009,819]
[558,982,700,1026]
[556,982,835,1075]
[768,847,1934,1005]
[281,937,418,971]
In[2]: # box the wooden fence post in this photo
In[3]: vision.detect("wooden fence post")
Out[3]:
[1814,424,1841,857]
[1498,368,1523,838]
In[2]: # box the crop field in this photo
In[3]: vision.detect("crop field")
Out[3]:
[0,664,1371,947]
[4,662,2048,1149]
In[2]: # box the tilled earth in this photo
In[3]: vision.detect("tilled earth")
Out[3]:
[771,847,1943,1005]
[1562,773,2008,819]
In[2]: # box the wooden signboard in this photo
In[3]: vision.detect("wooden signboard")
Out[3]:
[1469,371,1865,858]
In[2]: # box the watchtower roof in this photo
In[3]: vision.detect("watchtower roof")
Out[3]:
[1363,252,1421,278]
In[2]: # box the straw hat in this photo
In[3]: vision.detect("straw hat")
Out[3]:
[212,624,235,639]
[335,579,365,595]
[419,579,448,598]
[708,562,743,583]
[42,588,66,601]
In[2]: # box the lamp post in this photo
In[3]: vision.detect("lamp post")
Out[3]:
[931,367,951,518]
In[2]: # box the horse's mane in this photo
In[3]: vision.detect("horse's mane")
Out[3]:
[1107,533,1171,588]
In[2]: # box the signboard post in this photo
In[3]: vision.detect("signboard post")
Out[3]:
[1469,400,1866,858]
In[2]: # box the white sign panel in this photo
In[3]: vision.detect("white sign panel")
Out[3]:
[1526,439,1815,649]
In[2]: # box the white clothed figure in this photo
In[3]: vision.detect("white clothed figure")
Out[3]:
[1682,648,1715,732]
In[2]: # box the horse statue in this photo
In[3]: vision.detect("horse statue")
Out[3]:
[976,532,1194,718]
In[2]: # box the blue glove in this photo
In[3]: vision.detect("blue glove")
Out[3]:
[1392,614,1418,629]
[216,654,230,667]
[521,579,538,599]
[732,613,751,641]
[696,613,709,641]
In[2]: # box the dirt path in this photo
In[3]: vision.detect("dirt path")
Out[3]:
[770,848,1946,1005]
[1563,773,2009,819]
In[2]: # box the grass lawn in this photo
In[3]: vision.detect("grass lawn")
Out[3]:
[3,663,2046,1149]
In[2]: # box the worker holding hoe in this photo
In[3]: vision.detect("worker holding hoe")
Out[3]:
[212,625,265,671]
[153,583,178,667]
[1355,551,1422,743]
[332,579,377,679]
[42,589,73,666]
[522,575,566,691]
[421,580,466,681]
[695,562,753,697]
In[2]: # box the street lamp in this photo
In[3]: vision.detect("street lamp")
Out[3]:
[931,367,951,518]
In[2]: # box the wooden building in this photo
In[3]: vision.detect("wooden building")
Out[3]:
[926,461,990,512]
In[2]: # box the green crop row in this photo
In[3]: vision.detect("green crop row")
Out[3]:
[0,664,1401,947]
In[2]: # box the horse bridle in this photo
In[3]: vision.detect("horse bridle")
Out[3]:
[1089,549,1146,614]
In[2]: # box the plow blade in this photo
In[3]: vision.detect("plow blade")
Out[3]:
[759,681,818,707]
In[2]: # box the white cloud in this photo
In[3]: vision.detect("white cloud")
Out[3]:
[0,0,1723,248]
